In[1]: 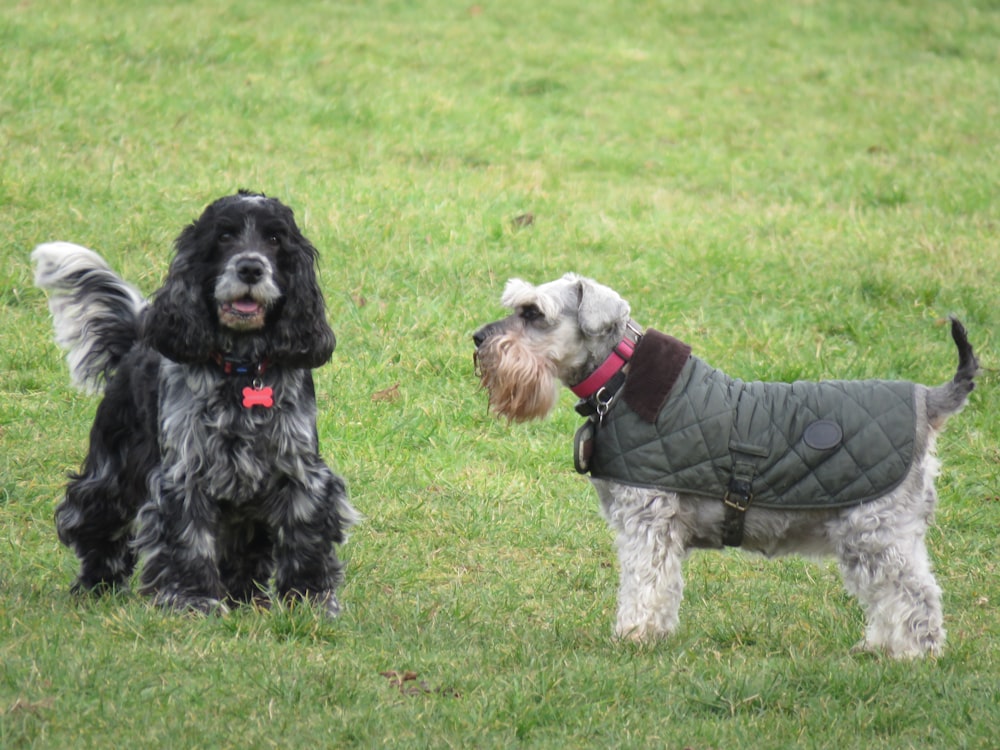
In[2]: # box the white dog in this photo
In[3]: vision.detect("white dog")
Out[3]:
[473,273,977,658]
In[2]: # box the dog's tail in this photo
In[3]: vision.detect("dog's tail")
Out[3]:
[32,242,148,394]
[925,317,979,429]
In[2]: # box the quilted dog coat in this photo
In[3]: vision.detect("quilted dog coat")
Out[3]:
[577,330,918,512]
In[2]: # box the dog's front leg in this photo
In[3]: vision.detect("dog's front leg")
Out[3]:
[613,526,686,642]
[597,483,688,642]
[271,465,354,618]
[134,472,225,615]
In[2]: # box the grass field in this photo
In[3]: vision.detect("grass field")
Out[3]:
[2,0,998,747]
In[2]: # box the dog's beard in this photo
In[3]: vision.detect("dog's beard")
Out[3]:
[474,334,558,422]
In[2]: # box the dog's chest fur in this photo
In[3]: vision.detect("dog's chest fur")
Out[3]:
[158,360,318,506]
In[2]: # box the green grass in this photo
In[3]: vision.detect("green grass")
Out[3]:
[2,0,999,746]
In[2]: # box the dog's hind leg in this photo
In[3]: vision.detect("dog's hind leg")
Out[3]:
[835,488,945,658]
[840,539,945,658]
[55,392,142,593]
[56,468,136,594]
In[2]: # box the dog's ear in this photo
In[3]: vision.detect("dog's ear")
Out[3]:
[576,277,630,337]
[266,221,336,369]
[142,224,218,363]
[500,278,534,310]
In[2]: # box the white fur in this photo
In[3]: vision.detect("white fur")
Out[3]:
[32,242,147,393]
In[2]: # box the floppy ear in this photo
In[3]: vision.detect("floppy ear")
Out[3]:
[142,224,218,364]
[266,226,336,369]
[576,277,630,337]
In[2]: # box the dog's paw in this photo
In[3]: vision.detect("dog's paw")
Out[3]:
[613,622,672,644]
[318,591,342,619]
[852,636,943,660]
[276,588,342,618]
[154,591,229,617]
[70,577,130,598]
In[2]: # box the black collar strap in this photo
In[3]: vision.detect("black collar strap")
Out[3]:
[212,353,269,377]
[574,369,627,417]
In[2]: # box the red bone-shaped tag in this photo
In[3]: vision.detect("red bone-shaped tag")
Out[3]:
[242,385,274,408]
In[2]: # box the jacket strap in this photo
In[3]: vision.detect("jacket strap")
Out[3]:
[721,461,756,547]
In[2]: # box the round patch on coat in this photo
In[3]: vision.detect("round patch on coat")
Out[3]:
[803,420,843,451]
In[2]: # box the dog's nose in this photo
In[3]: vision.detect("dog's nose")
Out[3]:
[236,257,265,285]
[473,321,504,348]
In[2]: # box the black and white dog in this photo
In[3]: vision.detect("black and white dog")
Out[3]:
[33,191,358,617]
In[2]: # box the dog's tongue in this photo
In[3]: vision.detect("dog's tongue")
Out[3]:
[231,299,260,314]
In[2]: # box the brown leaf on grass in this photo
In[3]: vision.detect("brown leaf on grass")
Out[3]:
[380,670,419,687]
[371,382,401,402]
[380,670,460,698]
[512,212,535,228]
[7,697,55,715]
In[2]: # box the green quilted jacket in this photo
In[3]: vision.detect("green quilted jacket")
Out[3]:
[578,330,919,509]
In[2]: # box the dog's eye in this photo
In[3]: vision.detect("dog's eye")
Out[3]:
[520,305,544,323]
[260,226,284,247]
[218,231,235,243]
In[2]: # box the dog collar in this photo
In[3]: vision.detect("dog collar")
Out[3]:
[571,327,640,399]
[212,353,269,377]
[211,353,274,409]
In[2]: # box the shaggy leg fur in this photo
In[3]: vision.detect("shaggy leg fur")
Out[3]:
[55,425,134,592]
[135,476,227,614]
[135,458,354,616]
[834,459,946,658]
[54,353,158,593]
[596,483,688,640]
[841,536,945,658]
[271,470,352,618]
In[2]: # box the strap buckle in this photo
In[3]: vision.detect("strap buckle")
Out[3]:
[723,478,753,511]
[721,466,755,547]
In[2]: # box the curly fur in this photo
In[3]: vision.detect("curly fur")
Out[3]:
[33,191,357,616]
[473,273,978,658]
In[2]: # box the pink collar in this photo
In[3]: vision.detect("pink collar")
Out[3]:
[571,337,637,399]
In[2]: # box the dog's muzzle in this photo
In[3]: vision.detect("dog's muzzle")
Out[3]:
[215,253,281,331]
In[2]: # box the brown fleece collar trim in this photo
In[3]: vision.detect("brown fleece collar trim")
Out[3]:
[622,330,692,423]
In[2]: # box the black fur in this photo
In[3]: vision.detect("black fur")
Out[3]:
[949,316,979,390]
[33,192,356,615]
[144,191,336,368]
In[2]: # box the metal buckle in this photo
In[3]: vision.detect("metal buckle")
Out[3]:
[594,386,613,426]
[723,477,753,512]
[723,491,753,512]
